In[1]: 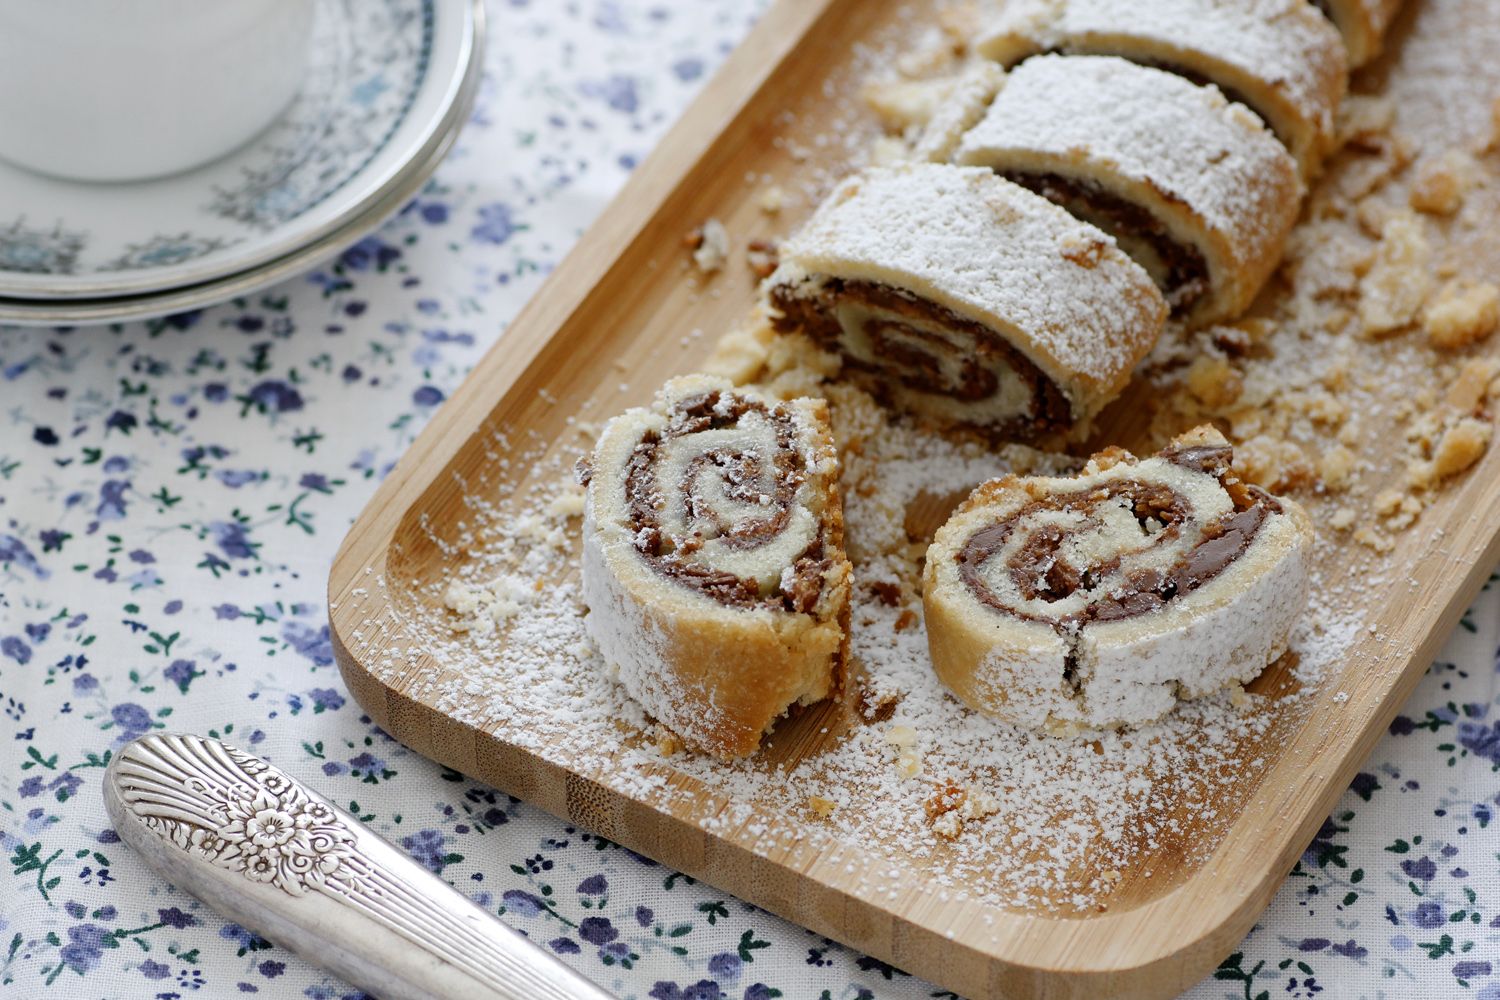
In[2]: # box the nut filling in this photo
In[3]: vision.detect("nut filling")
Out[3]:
[620,390,832,612]
[770,279,1073,436]
[957,441,1278,632]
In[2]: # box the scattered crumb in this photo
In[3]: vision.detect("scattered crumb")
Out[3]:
[1422,417,1491,486]
[757,184,785,214]
[688,218,730,273]
[1319,445,1358,491]
[655,726,686,757]
[746,238,779,279]
[860,75,953,134]
[1425,281,1500,350]
[1409,150,1478,216]
[1184,354,1244,409]
[1359,212,1433,338]
[931,811,963,840]
[1234,435,1315,492]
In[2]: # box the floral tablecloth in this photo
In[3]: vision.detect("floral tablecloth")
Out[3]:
[2,3,1498,998]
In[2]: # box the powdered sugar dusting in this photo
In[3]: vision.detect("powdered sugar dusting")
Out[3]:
[978,0,1345,169]
[770,163,1166,398]
[958,54,1302,258]
[394,383,1362,914]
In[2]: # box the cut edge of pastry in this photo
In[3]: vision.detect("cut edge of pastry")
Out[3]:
[921,424,1313,731]
[580,373,853,758]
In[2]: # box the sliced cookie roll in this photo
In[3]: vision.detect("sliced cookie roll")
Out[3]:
[955,54,1303,326]
[974,0,1347,178]
[1314,0,1404,67]
[579,374,852,758]
[922,426,1312,731]
[766,163,1166,439]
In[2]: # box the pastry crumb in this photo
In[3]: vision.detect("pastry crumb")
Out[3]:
[647,723,686,756]
[960,787,1000,820]
[1409,150,1477,216]
[923,782,966,823]
[703,318,776,384]
[807,794,837,818]
[1422,417,1492,486]
[861,75,951,134]
[931,811,963,839]
[1319,445,1357,491]
[1359,212,1433,338]
[884,724,919,748]
[1425,281,1500,350]
[757,184,786,214]
[1184,354,1243,409]
[688,218,730,273]
[746,238,779,279]
[1234,435,1314,492]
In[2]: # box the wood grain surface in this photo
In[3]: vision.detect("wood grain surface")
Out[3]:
[330,0,1500,996]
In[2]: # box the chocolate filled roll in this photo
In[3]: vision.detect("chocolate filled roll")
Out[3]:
[579,375,852,758]
[922,426,1312,730]
[766,163,1166,439]
[974,0,1347,178]
[956,54,1303,326]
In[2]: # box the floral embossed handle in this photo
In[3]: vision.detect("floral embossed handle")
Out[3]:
[104,733,614,1000]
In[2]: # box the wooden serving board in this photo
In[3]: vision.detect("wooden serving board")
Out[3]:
[330,1,1500,996]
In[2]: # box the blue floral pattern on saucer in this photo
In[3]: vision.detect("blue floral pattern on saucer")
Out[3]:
[0,218,87,275]
[0,0,438,299]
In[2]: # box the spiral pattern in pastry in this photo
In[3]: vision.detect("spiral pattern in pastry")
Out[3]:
[956,54,1303,327]
[580,374,851,758]
[923,426,1312,730]
[766,163,1166,440]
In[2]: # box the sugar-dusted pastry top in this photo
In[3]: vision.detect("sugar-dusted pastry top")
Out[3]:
[975,0,1346,174]
[768,162,1166,414]
[957,54,1302,265]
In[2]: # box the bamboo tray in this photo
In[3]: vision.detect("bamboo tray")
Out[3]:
[329,1,1500,996]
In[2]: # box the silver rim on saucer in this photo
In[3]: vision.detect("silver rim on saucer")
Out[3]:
[0,0,483,317]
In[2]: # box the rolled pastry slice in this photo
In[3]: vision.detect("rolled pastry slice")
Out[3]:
[1313,0,1404,66]
[955,54,1303,326]
[579,374,852,758]
[923,426,1312,730]
[974,0,1347,177]
[766,163,1166,439]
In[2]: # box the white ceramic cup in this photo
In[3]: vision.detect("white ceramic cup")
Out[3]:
[0,0,315,183]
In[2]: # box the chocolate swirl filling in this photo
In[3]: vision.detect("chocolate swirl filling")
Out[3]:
[770,279,1073,435]
[997,170,1211,314]
[619,390,832,613]
[956,442,1277,627]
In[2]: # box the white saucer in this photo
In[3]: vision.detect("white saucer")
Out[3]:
[0,0,482,304]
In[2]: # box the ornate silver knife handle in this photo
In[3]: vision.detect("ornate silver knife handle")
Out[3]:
[104,733,614,1000]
